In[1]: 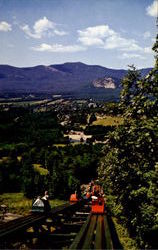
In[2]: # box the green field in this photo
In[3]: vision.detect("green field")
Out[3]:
[0,193,66,215]
[93,116,123,126]
[0,99,50,107]
[53,143,67,147]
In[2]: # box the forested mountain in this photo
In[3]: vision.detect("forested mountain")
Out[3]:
[0,62,152,93]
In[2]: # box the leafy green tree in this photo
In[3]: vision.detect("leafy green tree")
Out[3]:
[99,36,158,248]
[89,113,97,124]
[21,154,35,198]
[0,156,21,193]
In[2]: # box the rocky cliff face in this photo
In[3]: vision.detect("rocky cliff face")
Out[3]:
[93,77,116,89]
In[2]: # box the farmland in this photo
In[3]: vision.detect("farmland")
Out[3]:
[93,115,123,126]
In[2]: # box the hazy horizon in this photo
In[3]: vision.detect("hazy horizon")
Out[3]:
[0,60,153,70]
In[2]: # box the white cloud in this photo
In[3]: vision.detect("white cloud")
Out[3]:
[78,25,115,46]
[78,36,104,46]
[121,53,146,60]
[21,24,40,39]
[32,43,86,53]
[78,24,143,53]
[30,23,154,57]
[78,25,115,39]
[0,21,12,32]
[146,0,157,17]
[21,16,67,39]
[54,29,68,36]
[143,31,151,39]
[104,35,142,52]
[33,16,54,34]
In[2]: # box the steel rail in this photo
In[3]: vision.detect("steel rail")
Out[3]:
[0,201,81,240]
[69,214,114,250]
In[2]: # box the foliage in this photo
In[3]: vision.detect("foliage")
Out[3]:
[89,113,97,124]
[103,102,120,115]
[33,164,49,176]
[0,193,32,215]
[113,217,138,250]
[99,37,158,248]
[70,111,88,125]
[0,155,21,193]
[84,125,114,142]
[0,108,64,146]
[0,193,65,215]
[0,111,103,199]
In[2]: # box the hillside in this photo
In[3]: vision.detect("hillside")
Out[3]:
[0,62,152,94]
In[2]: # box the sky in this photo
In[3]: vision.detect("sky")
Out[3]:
[0,0,157,69]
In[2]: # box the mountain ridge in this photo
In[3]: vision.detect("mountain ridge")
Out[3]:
[0,62,152,94]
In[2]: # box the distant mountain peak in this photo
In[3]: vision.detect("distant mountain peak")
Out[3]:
[64,61,86,65]
[0,62,152,95]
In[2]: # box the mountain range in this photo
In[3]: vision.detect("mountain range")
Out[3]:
[0,62,152,95]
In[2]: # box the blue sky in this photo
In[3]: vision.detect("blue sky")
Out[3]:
[0,0,157,69]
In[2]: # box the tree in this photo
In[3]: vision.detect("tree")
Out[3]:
[99,36,158,248]
[89,113,97,124]
[21,153,36,198]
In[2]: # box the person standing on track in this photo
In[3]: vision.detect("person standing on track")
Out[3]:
[42,191,51,212]
[42,190,49,200]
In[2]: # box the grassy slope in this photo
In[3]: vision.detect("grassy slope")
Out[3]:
[0,193,66,215]
[113,217,138,250]
[93,116,123,126]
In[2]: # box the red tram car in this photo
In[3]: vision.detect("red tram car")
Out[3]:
[91,197,105,214]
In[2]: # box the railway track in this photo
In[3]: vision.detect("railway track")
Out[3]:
[70,214,113,249]
[0,203,71,238]
[0,201,121,249]
[0,201,89,249]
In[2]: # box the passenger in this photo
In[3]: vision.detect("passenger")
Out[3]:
[70,190,80,203]
[33,196,43,207]
[81,185,85,195]
[75,190,78,199]
[91,195,98,201]
[86,191,91,200]
[92,186,98,197]
[82,191,87,199]
[91,180,103,201]
[90,180,94,192]
[42,191,51,212]
[32,196,45,212]
[82,187,89,199]
[42,190,49,200]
